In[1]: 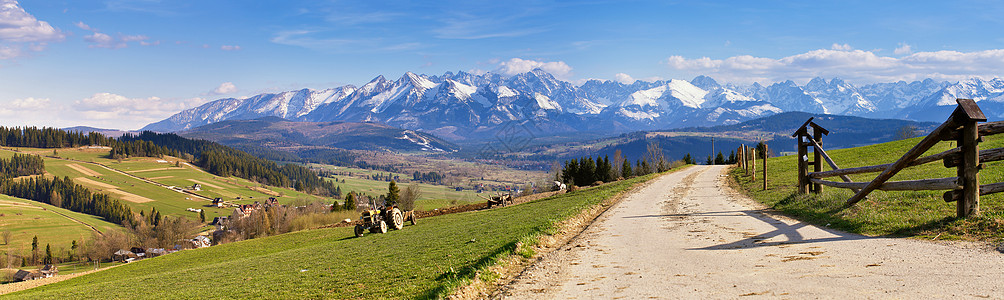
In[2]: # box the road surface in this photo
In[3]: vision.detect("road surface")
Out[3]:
[498,165,1004,299]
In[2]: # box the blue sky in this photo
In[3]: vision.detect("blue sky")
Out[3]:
[2,0,1004,129]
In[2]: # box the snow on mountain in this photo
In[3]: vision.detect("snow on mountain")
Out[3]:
[142,69,1004,141]
[802,77,876,115]
[907,77,1004,121]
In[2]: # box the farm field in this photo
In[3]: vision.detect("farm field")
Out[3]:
[3,172,662,298]
[310,163,548,211]
[6,147,332,221]
[732,130,1004,241]
[0,195,121,259]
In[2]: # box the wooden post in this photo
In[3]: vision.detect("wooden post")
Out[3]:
[738,146,743,167]
[739,145,745,171]
[751,144,756,181]
[813,129,823,193]
[797,135,808,194]
[763,143,768,191]
[743,145,749,175]
[959,120,980,217]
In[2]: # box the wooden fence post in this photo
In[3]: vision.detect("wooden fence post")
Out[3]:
[958,118,981,217]
[763,143,769,191]
[798,135,808,194]
[751,145,756,181]
[739,145,745,171]
[743,145,749,175]
[813,129,823,193]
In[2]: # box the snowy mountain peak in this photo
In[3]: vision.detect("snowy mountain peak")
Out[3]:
[690,75,721,90]
[142,69,997,140]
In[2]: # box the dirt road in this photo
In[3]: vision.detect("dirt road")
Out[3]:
[498,165,1004,299]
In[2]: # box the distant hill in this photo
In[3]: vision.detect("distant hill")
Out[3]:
[178,117,460,153]
[511,112,940,163]
[63,126,135,138]
[666,111,940,151]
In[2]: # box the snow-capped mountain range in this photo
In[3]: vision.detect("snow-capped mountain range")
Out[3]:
[143,69,1004,140]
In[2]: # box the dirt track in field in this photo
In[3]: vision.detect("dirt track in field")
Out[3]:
[497,165,1004,299]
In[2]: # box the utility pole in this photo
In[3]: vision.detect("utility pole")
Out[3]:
[711,136,715,165]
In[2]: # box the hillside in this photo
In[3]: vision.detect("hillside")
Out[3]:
[732,127,1004,240]
[0,194,122,260]
[3,173,661,298]
[504,112,939,163]
[178,117,459,153]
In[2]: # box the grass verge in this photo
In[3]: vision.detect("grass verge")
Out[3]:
[3,171,664,299]
[731,133,1004,243]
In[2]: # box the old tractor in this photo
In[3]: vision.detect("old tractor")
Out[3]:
[354,205,417,237]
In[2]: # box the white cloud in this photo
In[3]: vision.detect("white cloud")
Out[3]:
[0,0,64,59]
[614,73,635,84]
[10,97,49,110]
[831,43,853,51]
[77,21,152,49]
[211,82,237,95]
[894,43,913,55]
[74,21,92,31]
[220,45,240,51]
[72,93,208,129]
[664,47,1004,85]
[496,58,573,79]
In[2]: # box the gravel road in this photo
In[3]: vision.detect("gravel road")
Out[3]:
[497,165,1004,299]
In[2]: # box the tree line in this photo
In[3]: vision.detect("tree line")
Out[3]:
[560,144,685,187]
[0,176,133,225]
[0,153,45,178]
[0,126,115,148]
[120,131,339,197]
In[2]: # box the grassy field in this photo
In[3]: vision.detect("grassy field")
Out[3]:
[6,147,331,222]
[732,132,1004,242]
[0,195,121,258]
[3,172,662,299]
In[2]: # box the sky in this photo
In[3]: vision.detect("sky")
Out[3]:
[3,0,1004,130]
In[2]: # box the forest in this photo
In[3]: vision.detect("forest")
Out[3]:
[0,176,133,225]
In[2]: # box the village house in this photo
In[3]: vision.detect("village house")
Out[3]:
[13,270,41,282]
[39,264,58,278]
[192,235,211,248]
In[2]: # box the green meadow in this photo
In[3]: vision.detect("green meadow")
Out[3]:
[732,131,1004,241]
[4,172,664,298]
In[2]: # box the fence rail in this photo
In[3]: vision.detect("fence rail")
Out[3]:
[795,98,1002,218]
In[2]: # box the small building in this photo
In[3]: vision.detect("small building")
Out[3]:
[191,183,202,191]
[146,248,168,257]
[13,270,42,282]
[192,235,211,248]
[39,264,58,278]
[213,198,225,208]
[131,247,147,257]
[113,249,136,262]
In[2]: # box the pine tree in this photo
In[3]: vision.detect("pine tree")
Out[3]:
[621,160,632,179]
[715,152,726,164]
[199,210,206,223]
[342,192,356,211]
[386,181,400,206]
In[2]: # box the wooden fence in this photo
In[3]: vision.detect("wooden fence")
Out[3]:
[737,141,768,190]
[796,98,1004,218]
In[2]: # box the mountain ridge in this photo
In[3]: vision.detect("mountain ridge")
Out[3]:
[142,70,1002,140]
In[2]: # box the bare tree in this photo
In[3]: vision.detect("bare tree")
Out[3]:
[895,125,919,140]
[612,149,624,180]
[399,184,421,211]
[2,230,10,245]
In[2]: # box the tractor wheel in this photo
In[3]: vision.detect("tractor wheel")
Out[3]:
[372,220,388,233]
[354,224,365,237]
[409,212,417,225]
[389,208,404,230]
